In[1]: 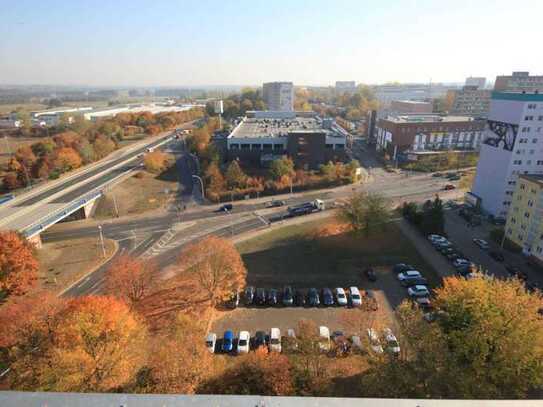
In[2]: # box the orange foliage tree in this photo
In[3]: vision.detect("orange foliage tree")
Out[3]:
[177,236,246,307]
[143,151,172,174]
[53,147,82,172]
[105,254,155,305]
[0,231,39,298]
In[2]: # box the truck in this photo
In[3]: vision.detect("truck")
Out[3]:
[287,199,325,217]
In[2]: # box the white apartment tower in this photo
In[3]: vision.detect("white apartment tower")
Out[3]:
[472,92,543,217]
[262,82,294,112]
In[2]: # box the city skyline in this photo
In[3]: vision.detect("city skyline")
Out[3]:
[1,0,542,87]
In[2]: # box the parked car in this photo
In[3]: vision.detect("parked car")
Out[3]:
[489,250,505,262]
[237,331,250,354]
[449,175,461,181]
[439,246,456,255]
[267,289,279,306]
[244,286,255,305]
[367,328,384,353]
[282,286,294,306]
[398,270,422,282]
[307,288,320,306]
[335,287,348,306]
[446,251,464,262]
[434,240,453,249]
[349,286,362,307]
[269,328,282,352]
[383,328,400,355]
[453,258,471,269]
[321,288,334,306]
[443,184,456,190]
[217,203,233,212]
[393,263,415,274]
[351,335,364,354]
[407,285,430,298]
[266,200,286,208]
[255,288,267,306]
[445,172,457,178]
[416,297,433,311]
[473,238,490,250]
[205,333,217,354]
[428,234,447,243]
[364,289,378,311]
[254,331,268,349]
[222,330,234,353]
[319,326,331,352]
[404,277,428,287]
[295,289,306,306]
[365,267,377,282]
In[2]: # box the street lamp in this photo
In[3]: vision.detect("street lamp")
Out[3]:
[192,175,205,199]
[98,225,106,258]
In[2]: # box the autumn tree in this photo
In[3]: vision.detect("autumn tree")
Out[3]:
[53,147,82,172]
[177,235,246,307]
[92,135,116,159]
[337,192,390,236]
[143,151,173,174]
[6,295,147,392]
[269,156,295,180]
[2,172,20,190]
[105,254,155,305]
[204,162,226,199]
[0,231,39,298]
[225,160,247,189]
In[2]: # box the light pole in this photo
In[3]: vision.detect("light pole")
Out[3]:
[98,225,106,258]
[192,175,205,199]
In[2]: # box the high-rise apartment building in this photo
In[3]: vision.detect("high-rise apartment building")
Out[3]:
[471,92,543,217]
[447,86,491,118]
[262,82,294,111]
[494,72,543,92]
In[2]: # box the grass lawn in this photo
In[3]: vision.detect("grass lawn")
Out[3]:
[236,219,441,289]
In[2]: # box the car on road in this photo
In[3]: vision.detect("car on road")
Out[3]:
[489,250,505,262]
[254,331,268,350]
[319,326,331,352]
[383,328,400,355]
[267,289,279,306]
[443,184,456,190]
[307,288,320,306]
[393,263,415,273]
[295,289,306,306]
[321,288,334,306]
[367,328,384,353]
[244,286,255,305]
[473,238,490,250]
[349,286,362,307]
[282,286,294,306]
[365,267,377,282]
[266,200,286,208]
[255,288,267,306]
[222,330,234,353]
[217,204,233,212]
[335,287,348,306]
[269,328,282,352]
[398,270,422,282]
[408,285,430,298]
[237,331,250,354]
[205,333,217,354]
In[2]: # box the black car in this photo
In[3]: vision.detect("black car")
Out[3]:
[393,263,415,274]
[217,203,233,212]
[282,286,294,306]
[364,289,378,311]
[266,200,286,208]
[404,277,428,287]
[244,286,255,305]
[255,288,267,306]
[321,288,334,306]
[254,331,268,349]
[267,289,279,306]
[307,288,320,306]
[294,289,306,306]
[365,268,377,282]
[489,251,505,262]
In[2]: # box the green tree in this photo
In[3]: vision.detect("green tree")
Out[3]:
[420,196,445,235]
[225,160,247,189]
[337,192,390,235]
[269,156,295,180]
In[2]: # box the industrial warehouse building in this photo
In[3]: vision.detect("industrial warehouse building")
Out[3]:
[226,111,349,169]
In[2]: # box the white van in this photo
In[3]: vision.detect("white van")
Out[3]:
[349,286,362,307]
[269,328,282,352]
[319,326,331,352]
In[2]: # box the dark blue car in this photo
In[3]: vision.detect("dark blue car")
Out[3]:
[321,288,334,306]
[222,330,234,352]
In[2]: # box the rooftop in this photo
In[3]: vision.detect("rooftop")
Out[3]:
[230,116,327,139]
[492,91,543,101]
[384,114,479,124]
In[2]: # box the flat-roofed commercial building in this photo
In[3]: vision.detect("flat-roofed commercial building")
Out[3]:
[227,111,348,169]
[375,114,485,158]
[262,82,294,112]
[494,72,543,92]
[390,100,433,114]
[465,77,486,88]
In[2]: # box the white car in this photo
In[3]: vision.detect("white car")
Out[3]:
[335,287,348,306]
[205,333,217,354]
[453,258,471,268]
[269,328,282,353]
[383,328,400,355]
[349,286,362,307]
[428,234,447,243]
[397,270,422,282]
[473,238,490,250]
[367,328,384,353]
[408,285,430,298]
[351,335,364,354]
[319,326,331,352]
[237,331,250,354]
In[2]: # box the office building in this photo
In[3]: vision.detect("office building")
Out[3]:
[447,86,492,118]
[335,81,356,95]
[262,82,294,111]
[375,114,485,158]
[504,174,543,260]
[465,77,486,89]
[226,111,348,169]
[471,92,543,217]
[390,100,433,114]
[494,72,543,92]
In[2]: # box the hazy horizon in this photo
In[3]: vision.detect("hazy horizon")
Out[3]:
[1,0,542,87]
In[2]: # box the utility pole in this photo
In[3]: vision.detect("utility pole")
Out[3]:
[98,225,106,258]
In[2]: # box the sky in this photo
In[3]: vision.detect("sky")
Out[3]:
[1,0,542,87]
